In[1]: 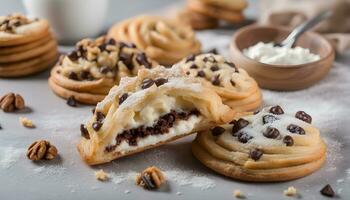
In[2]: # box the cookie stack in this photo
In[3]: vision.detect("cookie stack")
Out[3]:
[0,13,58,78]
[178,0,247,30]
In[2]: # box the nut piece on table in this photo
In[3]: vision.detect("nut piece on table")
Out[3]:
[284,186,297,196]
[0,93,25,112]
[19,117,35,128]
[233,189,245,199]
[136,166,165,190]
[27,140,58,161]
[95,169,109,181]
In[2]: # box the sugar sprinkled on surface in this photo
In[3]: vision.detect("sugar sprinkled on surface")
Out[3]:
[0,146,25,169]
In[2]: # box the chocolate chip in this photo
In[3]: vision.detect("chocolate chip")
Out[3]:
[269,105,284,115]
[211,126,225,136]
[100,66,112,74]
[263,127,280,139]
[107,38,116,45]
[67,96,77,107]
[68,72,78,80]
[141,174,156,190]
[225,61,239,72]
[0,124,2,130]
[119,42,136,49]
[186,54,195,63]
[210,65,219,71]
[119,52,134,70]
[136,53,151,69]
[197,70,205,77]
[250,149,263,161]
[262,115,278,124]
[283,135,294,146]
[254,110,260,115]
[295,111,312,123]
[231,118,249,134]
[287,124,305,135]
[320,184,335,197]
[237,132,253,143]
[154,78,168,86]
[92,121,102,131]
[186,71,190,75]
[211,74,220,86]
[230,80,236,86]
[141,78,154,89]
[80,124,90,139]
[96,112,105,122]
[67,51,79,61]
[79,71,91,80]
[207,48,218,54]
[119,93,128,105]
[92,108,96,114]
[190,64,198,69]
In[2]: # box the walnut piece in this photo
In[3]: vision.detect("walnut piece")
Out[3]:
[95,169,109,181]
[233,189,245,199]
[27,140,58,161]
[0,93,25,112]
[19,117,35,128]
[136,166,165,190]
[284,186,297,196]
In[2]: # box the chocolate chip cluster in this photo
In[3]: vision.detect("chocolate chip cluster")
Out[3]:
[0,13,32,33]
[183,54,239,87]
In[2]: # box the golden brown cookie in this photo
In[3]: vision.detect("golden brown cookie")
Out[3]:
[48,36,157,104]
[0,34,52,55]
[174,53,262,112]
[176,8,219,30]
[107,15,201,66]
[0,48,58,77]
[0,13,50,47]
[187,0,245,23]
[77,66,235,165]
[192,106,326,182]
[197,0,248,11]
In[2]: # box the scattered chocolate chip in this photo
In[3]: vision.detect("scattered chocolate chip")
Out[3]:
[211,74,220,86]
[186,71,190,75]
[66,96,77,107]
[295,111,312,123]
[263,127,280,139]
[287,124,305,135]
[283,135,294,146]
[230,80,236,86]
[141,174,156,190]
[96,112,105,122]
[107,38,116,45]
[320,184,335,197]
[210,65,219,71]
[0,124,2,130]
[269,105,284,115]
[119,52,134,70]
[100,66,112,74]
[207,48,218,54]
[250,149,263,161]
[119,93,128,105]
[231,118,249,134]
[237,132,253,143]
[154,78,168,86]
[68,72,78,80]
[211,126,225,136]
[80,124,90,139]
[197,70,205,77]
[262,115,278,124]
[67,51,79,61]
[186,54,195,63]
[141,78,155,89]
[136,53,151,69]
[190,64,198,69]
[92,122,102,131]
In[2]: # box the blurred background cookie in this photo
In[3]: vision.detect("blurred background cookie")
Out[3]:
[0,13,58,77]
[176,8,219,30]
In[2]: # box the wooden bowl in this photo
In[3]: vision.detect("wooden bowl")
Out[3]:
[230,25,335,91]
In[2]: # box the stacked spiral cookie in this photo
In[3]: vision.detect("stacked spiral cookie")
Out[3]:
[178,0,247,30]
[0,13,58,77]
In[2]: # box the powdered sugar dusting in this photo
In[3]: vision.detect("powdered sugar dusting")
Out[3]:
[0,146,25,169]
[323,137,344,171]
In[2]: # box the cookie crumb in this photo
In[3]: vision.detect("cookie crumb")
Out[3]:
[136,166,165,190]
[284,186,297,196]
[95,169,109,181]
[19,117,35,128]
[176,192,182,196]
[233,189,245,198]
[124,190,131,194]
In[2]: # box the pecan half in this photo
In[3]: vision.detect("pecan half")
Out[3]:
[0,93,25,112]
[136,166,165,190]
[27,140,58,161]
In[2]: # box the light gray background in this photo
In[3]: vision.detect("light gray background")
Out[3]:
[0,1,349,200]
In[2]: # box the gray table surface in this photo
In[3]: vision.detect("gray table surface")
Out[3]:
[1,1,350,200]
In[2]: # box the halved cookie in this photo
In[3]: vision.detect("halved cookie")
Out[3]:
[174,53,262,112]
[192,105,327,182]
[77,66,235,165]
[48,36,157,104]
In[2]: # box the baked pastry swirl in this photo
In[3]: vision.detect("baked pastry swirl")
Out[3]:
[192,105,326,182]
[174,53,262,112]
[49,36,157,104]
[107,15,201,66]
[77,66,235,165]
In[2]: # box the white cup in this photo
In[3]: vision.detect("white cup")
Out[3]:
[22,0,109,44]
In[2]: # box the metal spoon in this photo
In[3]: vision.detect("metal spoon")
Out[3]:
[276,11,333,48]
